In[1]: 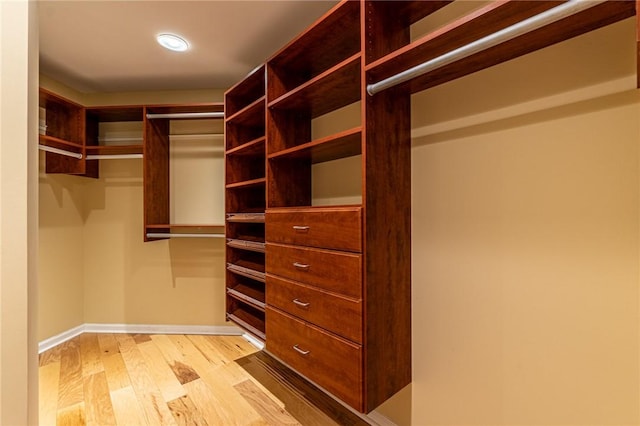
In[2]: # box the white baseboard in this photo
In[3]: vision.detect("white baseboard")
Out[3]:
[39,323,243,353]
[367,410,398,426]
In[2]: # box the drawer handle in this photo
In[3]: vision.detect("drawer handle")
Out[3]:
[292,344,310,356]
[293,298,310,308]
[292,225,309,232]
[293,262,309,270]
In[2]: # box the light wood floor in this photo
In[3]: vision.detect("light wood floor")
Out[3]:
[39,333,366,426]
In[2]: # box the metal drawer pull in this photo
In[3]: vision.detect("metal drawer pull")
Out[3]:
[293,345,310,355]
[293,262,309,270]
[293,298,310,308]
[292,225,309,232]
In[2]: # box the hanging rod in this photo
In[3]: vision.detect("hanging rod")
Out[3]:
[367,0,606,96]
[169,133,224,140]
[38,144,83,159]
[146,233,225,239]
[145,112,224,119]
[86,154,143,160]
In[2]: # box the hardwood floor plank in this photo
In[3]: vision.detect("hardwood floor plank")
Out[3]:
[117,334,178,425]
[57,402,86,426]
[97,333,120,356]
[188,334,240,366]
[58,339,84,410]
[150,335,201,385]
[83,372,117,426]
[235,379,301,426]
[39,343,62,367]
[168,334,265,425]
[138,340,187,401]
[110,386,148,426]
[133,333,152,344]
[80,333,104,377]
[167,395,209,426]
[102,353,131,392]
[39,361,60,426]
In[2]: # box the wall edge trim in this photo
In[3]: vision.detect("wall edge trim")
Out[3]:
[38,323,243,353]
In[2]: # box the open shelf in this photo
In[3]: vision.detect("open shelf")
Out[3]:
[227,288,266,310]
[39,135,83,151]
[227,303,266,341]
[85,145,143,156]
[226,136,266,156]
[146,103,224,117]
[227,238,266,253]
[225,65,266,117]
[226,178,266,190]
[268,127,361,164]
[227,262,266,283]
[366,0,636,94]
[226,97,265,125]
[267,0,360,100]
[86,105,144,122]
[268,54,361,118]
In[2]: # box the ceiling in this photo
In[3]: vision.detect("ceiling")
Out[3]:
[38,1,338,93]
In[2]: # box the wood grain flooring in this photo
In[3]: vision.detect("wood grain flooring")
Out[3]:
[40,334,368,426]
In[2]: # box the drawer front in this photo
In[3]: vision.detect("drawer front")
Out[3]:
[266,243,361,299]
[267,275,362,344]
[266,207,362,252]
[266,307,363,411]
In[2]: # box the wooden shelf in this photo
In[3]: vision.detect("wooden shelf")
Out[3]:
[86,105,143,122]
[145,103,224,116]
[268,54,361,118]
[267,0,360,98]
[227,309,266,340]
[85,145,143,155]
[268,127,361,164]
[225,96,265,125]
[366,0,636,94]
[227,262,266,283]
[226,177,266,190]
[39,135,83,152]
[225,65,266,117]
[226,136,265,156]
[227,238,266,253]
[227,286,266,310]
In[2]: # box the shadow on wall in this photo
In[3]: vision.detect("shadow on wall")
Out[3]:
[167,237,225,287]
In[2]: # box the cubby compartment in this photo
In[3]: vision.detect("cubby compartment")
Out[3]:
[226,299,266,340]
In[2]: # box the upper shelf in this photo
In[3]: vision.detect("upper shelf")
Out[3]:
[366,0,636,95]
[145,103,224,119]
[86,106,144,122]
[225,65,266,117]
[267,0,360,101]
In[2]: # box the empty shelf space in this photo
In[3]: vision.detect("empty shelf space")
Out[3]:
[86,106,144,122]
[225,64,266,117]
[227,238,266,253]
[226,136,266,156]
[366,0,635,94]
[227,262,266,283]
[85,144,143,155]
[225,97,266,125]
[227,309,266,340]
[226,212,265,223]
[268,54,361,118]
[268,127,361,164]
[227,288,266,310]
[226,177,266,190]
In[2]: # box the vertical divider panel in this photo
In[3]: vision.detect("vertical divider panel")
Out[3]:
[143,108,170,241]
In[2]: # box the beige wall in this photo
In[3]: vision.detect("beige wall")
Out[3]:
[0,0,39,423]
[38,82,229,339]
[377,17,640,425]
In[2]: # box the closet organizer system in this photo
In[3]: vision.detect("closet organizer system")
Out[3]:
[39,0,639,414]
[38,90,225,240]
[223,0,638,414]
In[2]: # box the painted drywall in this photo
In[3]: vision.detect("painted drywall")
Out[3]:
[374,17,640,425]
[0,1,39,423]
[37,83,229,339]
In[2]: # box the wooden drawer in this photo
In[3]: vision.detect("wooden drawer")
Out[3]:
[266,243,361,299]
[266,307,363,411]
[266,206,362,252]
[267,275,362,343]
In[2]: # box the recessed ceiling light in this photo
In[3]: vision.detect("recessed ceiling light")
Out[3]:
[157,33,189,52]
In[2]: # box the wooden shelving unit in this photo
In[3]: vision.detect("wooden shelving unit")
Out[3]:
[224,65,268,340]
[39,88,85,175]
[143,103,225,241]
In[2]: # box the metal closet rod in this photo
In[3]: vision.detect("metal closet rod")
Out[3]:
[38,144,83,159]
[146,233,225,239]
[366,0,606,96]
[86,154,143,160]
[145,112,224,119]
